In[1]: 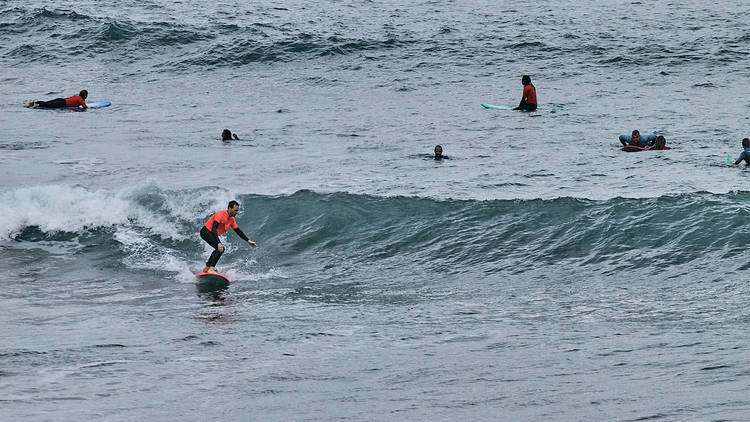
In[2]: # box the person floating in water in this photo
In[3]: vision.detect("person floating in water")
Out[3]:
[434,144,448,160]
[221,129,239,141]
[648,135,667,150]
[733,138,750,167]
[200,200,257,273]
[619,130,657,147]
[513,75,537,111]
[25,90,88,109]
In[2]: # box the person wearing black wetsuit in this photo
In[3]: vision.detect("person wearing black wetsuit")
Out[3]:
[25,90,88,109]
[733,138,750,167]
[200,200,257,273]
[513,75,537,111]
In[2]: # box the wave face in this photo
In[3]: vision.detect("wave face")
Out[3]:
[3,185,747,282]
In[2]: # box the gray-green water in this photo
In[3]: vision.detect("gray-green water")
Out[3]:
[2,1,750,420]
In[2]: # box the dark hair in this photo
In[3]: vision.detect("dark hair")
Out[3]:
[521,75,531,85]
[743,138,750,148]
[228,200,239,209]
[632,129,640,137]
[652,135,666,150]
[221,129,232,140]
[79,90,88,99]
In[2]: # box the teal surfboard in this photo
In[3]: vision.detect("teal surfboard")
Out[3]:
[482,103,561,113]
[481,103,514,110]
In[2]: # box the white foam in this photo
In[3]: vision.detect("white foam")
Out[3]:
[0,184,267,283]
[0,185,132,239]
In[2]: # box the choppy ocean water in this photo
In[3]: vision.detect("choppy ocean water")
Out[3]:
[2,1,750,420]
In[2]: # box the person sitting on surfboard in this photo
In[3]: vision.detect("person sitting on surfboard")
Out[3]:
[513,75,537,111]
[200,200,257,273]
[733,138,750,167]
[221,129,239,141]
[619,130,657,147]
[25,90,88,109]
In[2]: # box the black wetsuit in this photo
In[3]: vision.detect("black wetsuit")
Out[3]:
[200,222,249,267]
[34,98,67,108]
[734,148,750,166]
[515,103,537,111]
[514,83,537,111]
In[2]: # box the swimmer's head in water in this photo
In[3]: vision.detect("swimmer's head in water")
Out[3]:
[222,129,232,140]
[743,138,750,148]
[434,145,443,159]
[653,135,666,150]
[79,90,88,100]
[521,75,531,85]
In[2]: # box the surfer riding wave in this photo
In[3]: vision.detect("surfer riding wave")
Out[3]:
[200,200,257,273]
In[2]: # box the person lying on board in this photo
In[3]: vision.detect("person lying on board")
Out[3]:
[200,200,257,273]
[221,129,239,141]
[733,138,750,167]
[513,75,537,111]
[25,90,88,109]
[619,130,657,147]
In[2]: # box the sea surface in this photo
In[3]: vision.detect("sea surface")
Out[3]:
[2,1,750,420]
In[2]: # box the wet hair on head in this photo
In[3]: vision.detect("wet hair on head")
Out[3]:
[632,129,640,137]
[652,135,666,150]
[222,129,232,140]
[79,89,88,99]
[228,200,239,209]
[521,75,531,85]
[743,138,750,148]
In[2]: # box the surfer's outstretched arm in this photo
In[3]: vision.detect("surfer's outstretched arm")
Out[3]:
[233,227,257,248]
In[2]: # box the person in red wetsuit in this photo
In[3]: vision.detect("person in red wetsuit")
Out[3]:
[513,75,537,111]
[200,200,257,273]
[25,90,88,109]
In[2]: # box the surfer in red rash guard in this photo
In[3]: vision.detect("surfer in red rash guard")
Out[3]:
[513,75,537,111]
[200,200,257,273]
[25,90,88,109]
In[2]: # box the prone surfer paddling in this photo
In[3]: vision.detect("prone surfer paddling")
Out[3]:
[619,130,657,147]
[25,90,88,109]
[200,200,256,273]
[513,75,537,111]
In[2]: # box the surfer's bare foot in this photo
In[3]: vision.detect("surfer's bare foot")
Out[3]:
[24,102,34,108]
[202,266,210,273]
[207,267,217,273]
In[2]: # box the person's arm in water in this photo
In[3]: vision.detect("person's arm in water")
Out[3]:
[210,221,224,252]
[619,135,631,146]
[233,227,257,248]
[733,151,747,167]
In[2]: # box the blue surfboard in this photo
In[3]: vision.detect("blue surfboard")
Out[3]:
[34,101,112,110]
